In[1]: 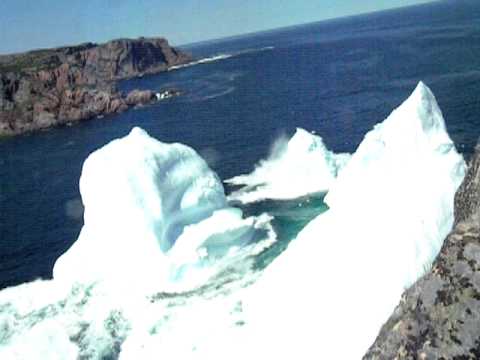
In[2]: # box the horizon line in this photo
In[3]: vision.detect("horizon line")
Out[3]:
[177,0,440,48]
[0,0,440,57]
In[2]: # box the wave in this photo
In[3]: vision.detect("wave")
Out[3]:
[169,54,234,71]
[191,86,236,102]
[169,46,275,71]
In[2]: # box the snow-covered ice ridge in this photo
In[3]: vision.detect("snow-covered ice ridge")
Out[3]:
[244,82,466,358]
[0,82,466,359]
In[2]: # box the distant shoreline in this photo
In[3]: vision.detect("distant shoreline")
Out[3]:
[0,37,192,137]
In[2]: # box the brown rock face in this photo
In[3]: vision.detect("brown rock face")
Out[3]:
[81,38,190,81]
[125,89,156,106]
[0,37,192,136]
[364,144,480,359]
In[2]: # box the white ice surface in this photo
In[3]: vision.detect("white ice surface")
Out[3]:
[243,82,466,358]
[53,127,273,291]
[226,128,351,203]
[0,83,467,360]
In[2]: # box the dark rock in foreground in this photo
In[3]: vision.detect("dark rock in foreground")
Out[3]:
[0,37,192,136]
[364,144,480,359]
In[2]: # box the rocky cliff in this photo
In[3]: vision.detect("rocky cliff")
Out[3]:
[364,144,480,359]
[0,37,191,135]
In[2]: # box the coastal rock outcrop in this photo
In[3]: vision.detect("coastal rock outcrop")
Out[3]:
[125,89,156,106]
[0,37,191,136]
[80,38,190,81]
[364,143,480,359]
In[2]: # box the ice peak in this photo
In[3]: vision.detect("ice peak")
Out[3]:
[410,81,436,110]
[367,81,447,148]
[289,127,327,153]
[404,81,437,112]
[414,80,430,97]
[129,126,147,136]
[403,81,445,133]
[294,127,312,137]
[326,81,460,211]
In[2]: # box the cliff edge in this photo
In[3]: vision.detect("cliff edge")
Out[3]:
[0,37,192,135]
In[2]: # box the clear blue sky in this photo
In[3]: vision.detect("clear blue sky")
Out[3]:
[0,0,434,54]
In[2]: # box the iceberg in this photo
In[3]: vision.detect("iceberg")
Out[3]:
[243,82,466,358]
[226,128,351,203]
[0,82,467,360]
[53,127,273,290]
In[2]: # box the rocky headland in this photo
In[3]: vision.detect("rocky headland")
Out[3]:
[0,37,192,136]
[364,143,480,359]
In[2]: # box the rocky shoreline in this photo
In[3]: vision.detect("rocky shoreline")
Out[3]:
[0,37,192,136]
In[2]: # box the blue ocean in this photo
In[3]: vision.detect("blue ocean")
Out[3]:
[1,0,480,291]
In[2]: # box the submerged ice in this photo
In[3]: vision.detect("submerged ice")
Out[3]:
[226,128,351,203]
[0,82,467,359]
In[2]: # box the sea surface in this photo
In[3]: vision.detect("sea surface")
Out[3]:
[1,0,480,289]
